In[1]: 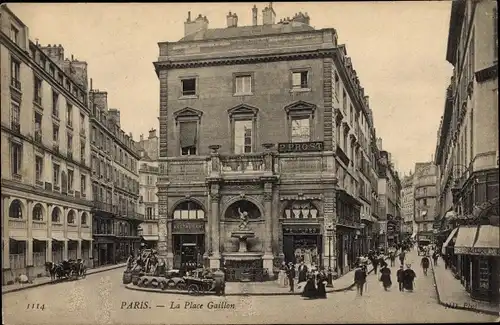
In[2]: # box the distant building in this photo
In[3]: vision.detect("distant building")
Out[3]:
[88,90,142,266]
[400,172,415,237]
[136,129,160,249]
[413,162,438,244]
[1,6,92,283]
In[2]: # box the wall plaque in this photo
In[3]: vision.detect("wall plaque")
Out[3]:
[283,225,321,235]
[278,142,324,153]
[172,221,205,234]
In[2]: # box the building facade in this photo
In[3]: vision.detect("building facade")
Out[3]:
[400,173,415,237]
[89,90,142,266]
[435,0,498,303]
[154,5,386,279]
[413,162,438,244]
[1,6,93,284]
[136,129,160,249]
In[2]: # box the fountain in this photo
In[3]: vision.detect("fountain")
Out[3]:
[231,208,255,253]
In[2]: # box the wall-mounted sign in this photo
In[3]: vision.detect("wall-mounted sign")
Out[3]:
[283,225,320,235]
[278,141,324,153]
[172,221,205,234]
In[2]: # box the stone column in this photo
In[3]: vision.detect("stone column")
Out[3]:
[209,187,221,269]
[323,187,337,272]
[272,189,281,259]
[262,183,274,275]
[2,195,10,269]
[26,200,34,270]
[157,169,171,266]
[46,204,52,263]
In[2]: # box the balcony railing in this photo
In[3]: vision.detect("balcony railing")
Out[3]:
[165,157,208,182]
[220,154,266,173]
[11,121,20,133]
[10,77,21,91]
[9,219,26,229]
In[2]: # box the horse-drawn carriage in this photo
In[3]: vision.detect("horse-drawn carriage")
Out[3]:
[45,259,87,281]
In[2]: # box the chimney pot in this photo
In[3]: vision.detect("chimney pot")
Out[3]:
[187,11,191,21]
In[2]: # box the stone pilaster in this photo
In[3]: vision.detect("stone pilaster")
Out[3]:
[323,188,337,271]
[77,240,82,259]
[272,189,281,257]
[209,184,221,269]
[323,57,334,151]
[26,200,33,267]
[262,183,274,275]
[2,195,10,269]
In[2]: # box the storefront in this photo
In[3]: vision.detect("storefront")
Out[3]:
[282,224,322,266]
[172,220,205,270]
[336,189,362,275]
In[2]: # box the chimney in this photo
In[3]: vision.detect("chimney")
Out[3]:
[252,5,258,26]
[62,59,89,90]
[108,109,121,127]
[377,137,383,150]
[184,12,209,36]
[91,91,108,111]
[226,12,238,27]
[140,134,144,141]
[40,44,65,67]
[262,2,276,25]
[364,95,370,108]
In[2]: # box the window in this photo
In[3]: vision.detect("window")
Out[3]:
[10,25,19,44]
[34,75,42,104]
[292,71,309,89]
[10,58,21,89]
[67,211,75,224]
[234,120,253,153]
[423,198,427,206]
[66,104,73,127]
[80,141,86,162]
[80,113,85,134]
[10,101,20,131]
[67,133,73,153]
[53,164,60,186]
[334,72,340,97]
[53,124,59,142]
[342,89,347,112]
[146,207,153,219]
[52,91,59,117]
[49,65,55,77]
[80,174,86,193]
[11,143,22,176]
[181,78,196,96]
[81,213,87,225]
[179,121,198,155]
[33,204,43,221]
[35,156,43,182]
[68,169,74,190]
[291,117,310,143]
[235,75,252,94]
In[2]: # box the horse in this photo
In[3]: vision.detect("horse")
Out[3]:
[45,262,65,280]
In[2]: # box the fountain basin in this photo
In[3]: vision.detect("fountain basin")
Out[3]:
[222,252,263,261]
[231,230,255,253]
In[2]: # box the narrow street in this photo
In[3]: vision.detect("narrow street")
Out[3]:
[2,253,496,324]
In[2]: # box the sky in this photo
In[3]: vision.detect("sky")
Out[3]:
[8,2,453,174]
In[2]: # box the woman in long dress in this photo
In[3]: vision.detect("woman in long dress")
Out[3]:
[277,262,288,287]
[316,268,327,299]
[379,265,392,291]
[301,272,318,299]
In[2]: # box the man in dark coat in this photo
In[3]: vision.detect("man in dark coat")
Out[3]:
[396,265,405,292]
[354,265,367,296]
[421,256,430,276]
[297,262,308,283]
[403,264,416,291]
[399,251,406,266]
[432,251,439,266]
[286,263,296,292]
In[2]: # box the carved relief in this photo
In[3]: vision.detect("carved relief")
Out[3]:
[263,192,272,202]
[222,184,262,192]
[210,192,221,202]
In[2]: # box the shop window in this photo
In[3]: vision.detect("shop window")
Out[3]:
[283,201,318,219]
[173,201,205,219]
[478,258,490,289]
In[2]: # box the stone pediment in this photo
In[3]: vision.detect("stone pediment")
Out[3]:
[173,107,203,119]
[284,100,316,114]
[227,104,259,117]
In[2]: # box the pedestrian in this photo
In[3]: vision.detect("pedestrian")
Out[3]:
[379,264,392,291]
[389,251,396,267]
[403,264,416,292]
[421,256,430,276]
[399,250,406,266]
[286,262,296,292]
[444,253,450,269]
[302,272,318,299]
[297,261,308,283]
[371,255,379,275]
[396,265,405,292]
[432,251,439,266]
[316,267,327,299]
[354,264,367,296]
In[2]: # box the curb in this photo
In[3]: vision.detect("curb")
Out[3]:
[430,261,500,317]
[2,263,127,294]
[124,256,390,296]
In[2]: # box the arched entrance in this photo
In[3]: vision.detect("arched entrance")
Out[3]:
[171,200,206,270]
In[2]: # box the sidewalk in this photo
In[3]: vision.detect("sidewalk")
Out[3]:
[431,256,500,316]
[126,255,388,296]
[2,263,127,294]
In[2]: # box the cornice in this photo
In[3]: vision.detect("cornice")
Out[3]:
[0,33,89,114]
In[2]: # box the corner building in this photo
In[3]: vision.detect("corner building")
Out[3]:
[154,5,375,278]
[1,6,92,283]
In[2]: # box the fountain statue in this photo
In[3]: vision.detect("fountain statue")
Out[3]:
[231,208,255,253]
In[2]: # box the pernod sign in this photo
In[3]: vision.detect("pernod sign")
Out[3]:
[278,141,324,153]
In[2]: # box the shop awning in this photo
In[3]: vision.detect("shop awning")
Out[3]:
[471,225,500,256]
[441,227,459,255]
[81,233,93,241]
[9,235,27,241]
[142,235,159,241]
[33,236,48,241]
[52,235,67,242]
[67,233,79,241]
[454,226,479,255]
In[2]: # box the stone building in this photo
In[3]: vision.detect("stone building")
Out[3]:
[136,129,160,249]
[413,162,438,245]
[153,4,383,278]
[89,90,142,266]
[1,6,92,283]
[400,172,415,238]
[434,0,498,303]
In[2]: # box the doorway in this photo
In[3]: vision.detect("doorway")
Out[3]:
[173,234,204,270]
[283,235,322,266]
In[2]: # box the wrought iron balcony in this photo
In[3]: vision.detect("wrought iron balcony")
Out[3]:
[10,78,21,91]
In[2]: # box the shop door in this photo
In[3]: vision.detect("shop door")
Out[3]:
[283,235,295,264]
